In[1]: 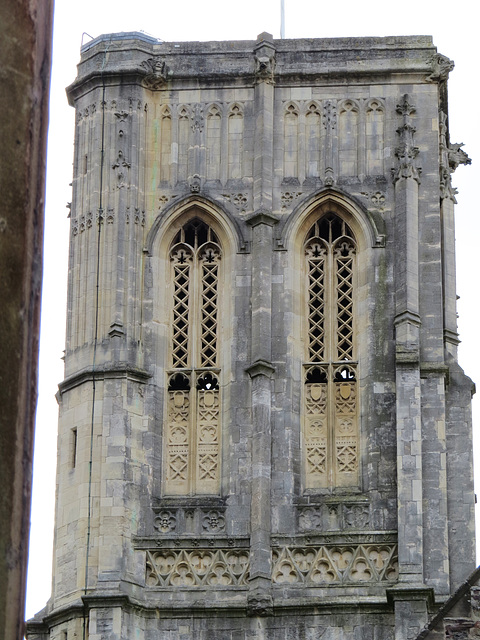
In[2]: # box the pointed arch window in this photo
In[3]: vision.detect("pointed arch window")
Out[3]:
[284,103,299,178]
[366,100,385,175]
[338,101,359,176]
[206,105,222,181]
[303,213,359,490]
[165,217,222,495]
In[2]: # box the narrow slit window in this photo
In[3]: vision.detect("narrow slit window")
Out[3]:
[71,428,78,469]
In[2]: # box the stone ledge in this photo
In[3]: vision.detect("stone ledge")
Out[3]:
[58,363,151,393]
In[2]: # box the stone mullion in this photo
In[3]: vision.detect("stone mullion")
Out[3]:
[110,105,128,348]
[297,109,306,184]
[220,103,228,186]
[252,35,275,213]
[393,96,425,600]
[358,100,366,179]
[171,105,179,186]
[245,211,276,614]
[394,178,424,587]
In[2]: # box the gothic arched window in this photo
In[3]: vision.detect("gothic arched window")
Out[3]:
[164,217,222,495]
[303,213,359,490]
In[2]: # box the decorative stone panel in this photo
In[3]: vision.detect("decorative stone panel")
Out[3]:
[271,543,398,585]
[152,506,227,535]
[298,501,370,531]
[146,548,250,587]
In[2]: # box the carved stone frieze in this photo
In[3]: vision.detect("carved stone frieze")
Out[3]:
[114,110,129,123]
[271,543,398,585]
[71,211,94,236]
[189,174,201,193]
[152,506,227,535]
[158,194,178,210]
[154,510,177,533]
[146,548,250,587]
[126,207,145,225]
[361,190,386,209]
[202,510,226,533]
[281,191,302,211]
[141,57,169,90]
[77,103,96,123]
[191,103,204,133]
[221,192,249,213]
[322,101,337,131]
[392,95,421,183]
[112,150,131,189]
[247,592,273,616]
[298,501,370,532]
[254,38,276,84]
[439,111,456,202]
[324,166,335,186]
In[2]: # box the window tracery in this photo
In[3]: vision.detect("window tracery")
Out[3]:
[303,213,358,490]
[165,217,222,495]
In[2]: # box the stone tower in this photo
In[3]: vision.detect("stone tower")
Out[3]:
[27,32,476,640]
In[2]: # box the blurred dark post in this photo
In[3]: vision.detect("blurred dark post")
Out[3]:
[0,1,53,638]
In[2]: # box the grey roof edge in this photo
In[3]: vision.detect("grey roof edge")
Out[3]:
[81,31,162,52]
[80,31,434,53]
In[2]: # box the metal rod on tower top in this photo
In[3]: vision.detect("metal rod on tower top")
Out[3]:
[281,0,285,39]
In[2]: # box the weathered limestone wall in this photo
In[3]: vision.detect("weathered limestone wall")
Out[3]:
[27,32,475,640]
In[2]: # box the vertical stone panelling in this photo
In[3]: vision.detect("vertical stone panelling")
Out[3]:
[305,103,321,179]
[206,104,222,181]
[338,100,359,176]
[366,100,385,176]
[284,104,299,179]
[421,372,449,594]
[253,33,275,212]
[246,212,277,612]
[228,105,244,181]
[392,95,424,586]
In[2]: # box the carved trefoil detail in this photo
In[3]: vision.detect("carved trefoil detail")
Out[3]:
[146,549,250,587]
[271,544,398,585]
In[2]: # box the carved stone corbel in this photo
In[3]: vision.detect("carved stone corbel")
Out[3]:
[427,53,455,83]
[141,57,169,90]
[448,143,472,172]
[254,32,276,85]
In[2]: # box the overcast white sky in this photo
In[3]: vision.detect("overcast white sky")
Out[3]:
[25,0,480,620]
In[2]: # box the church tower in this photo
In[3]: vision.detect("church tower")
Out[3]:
[27,32,476,640]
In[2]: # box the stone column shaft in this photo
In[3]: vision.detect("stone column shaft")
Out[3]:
[246,212,277,613]
[253,34,275,213]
